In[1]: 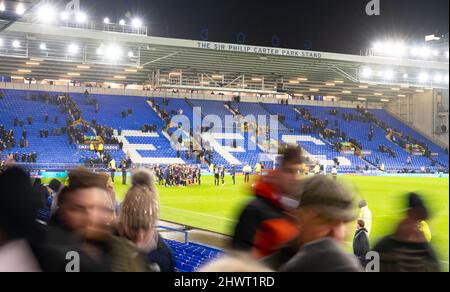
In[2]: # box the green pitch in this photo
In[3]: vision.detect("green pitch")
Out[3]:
[113,175,449,270]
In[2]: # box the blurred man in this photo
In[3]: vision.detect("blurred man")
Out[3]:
[279,175,362,272]
[359,200,372,235]
[0,167,41,272]
[353,219,370,268]
[36,168,147,272]
[374,193,440,272]
[232,146,305,258]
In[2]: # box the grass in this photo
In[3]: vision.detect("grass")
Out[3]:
[48,174,450,270]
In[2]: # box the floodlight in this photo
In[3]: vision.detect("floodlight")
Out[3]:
[96,47,104,55]
[76,12,87,23]
[418,72,429,83]
[37,5,56,23]
[410,47,420,56]
[16,3,25,15]
[132,18,142,28]
[384,70,394,80]
[12,40,20,48]
[105,45,123,60]
[60,11,69,21]
[361,67,372,78]
[392,42,406,57]
[39,43,47,50]
[103,17,110,24]
[119,19,126,26]
[419,47,431,59]
[0,2,5,12]
[68,44,79,55]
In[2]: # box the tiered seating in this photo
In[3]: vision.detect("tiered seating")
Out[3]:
[190,99,233,119]
[2,89,447,172]
[165,240,223,272]
[302,106,445,172]
[72,93,164,130]
[153,97,194,121]
[263,103,300,130]
[231,102,288,132]
[0,90,80,163]
[370,109,449,169]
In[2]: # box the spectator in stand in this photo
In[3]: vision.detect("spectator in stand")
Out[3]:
[407,156,412,165]
[119,169,175,272]
[32,178,50,210]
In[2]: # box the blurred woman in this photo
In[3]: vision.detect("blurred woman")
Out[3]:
[119,169,175,272]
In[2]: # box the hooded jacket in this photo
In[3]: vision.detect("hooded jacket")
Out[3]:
[232,171,299,258]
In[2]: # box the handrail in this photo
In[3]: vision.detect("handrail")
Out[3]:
[157,225,189,244]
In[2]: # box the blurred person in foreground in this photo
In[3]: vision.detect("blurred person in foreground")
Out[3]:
[199,253,273,272]
[267,175,362,272]
[232,145,305,258]
[373,192,440,272]
[35,168,148,272]
[119,169,175,272]
[0,167,41,272]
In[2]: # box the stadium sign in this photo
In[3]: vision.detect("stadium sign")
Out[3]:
[360,150,373,156]
[197,41,323,59]
[77,144,120,151]
[340,150,355,155]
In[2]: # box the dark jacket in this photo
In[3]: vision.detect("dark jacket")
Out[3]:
[33,212,149,272]
[280,238,363,272]
[353,228,370,266]
[145,235,175,272]
[32,215,110,272]
[373,236,440,272]
[232,172,299,258]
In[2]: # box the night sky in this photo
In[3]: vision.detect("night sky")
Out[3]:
[83,0,448,54]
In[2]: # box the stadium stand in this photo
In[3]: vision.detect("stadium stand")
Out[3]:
[0,89,80,163]
[1,89,448,173]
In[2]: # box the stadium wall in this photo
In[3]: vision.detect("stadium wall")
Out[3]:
[385,89,449,149]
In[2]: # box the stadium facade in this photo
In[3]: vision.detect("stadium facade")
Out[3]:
[0,10,448,174]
